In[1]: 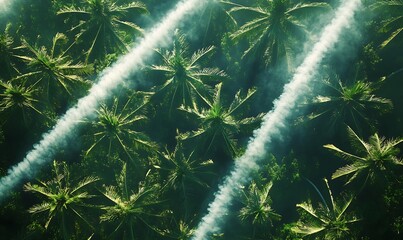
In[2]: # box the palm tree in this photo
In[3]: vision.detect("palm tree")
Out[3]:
[100,162,161,240]
[305,77,392,135]
[372,0,403,48]
[229,0,329,69]
[0,80,43,126]
[153,142,214,219]
[178,83,263,158]
[150,30,227,116]
[292,178,359,239]
[57,0,148,62]
[0,80,41,113]
[24,160,99,240]
[84,93,156,163]
[324,126,403,185]
[16,33,92,104]
[238,181,281,239]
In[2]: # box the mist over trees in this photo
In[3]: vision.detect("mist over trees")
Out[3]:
[0,0,402,239]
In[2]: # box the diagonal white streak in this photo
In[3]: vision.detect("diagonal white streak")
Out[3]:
[192,0,362,239]
[0,0,21,13]
[0,0,210,201]
[0,0,10,11]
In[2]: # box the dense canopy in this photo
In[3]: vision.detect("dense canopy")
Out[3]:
[0,0,402,239]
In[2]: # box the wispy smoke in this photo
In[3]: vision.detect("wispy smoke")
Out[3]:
[0,0,12,13]
[0,0,212,202]
[192,0,362,239]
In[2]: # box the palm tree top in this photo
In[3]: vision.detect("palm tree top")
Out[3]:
[0,80,41,114]
[57,0,148,61]
[150,30,227,113]
[229,0,330,68]
[15,34,92,98]
[85,94,156,162]
[305,77,392,134]
[153,30,226,80]
[181,83,260,127]
[99,162,161,238]
[178,83,263,157]
[325,126,403,185]
[24,160,99,229]
[239,181,281,226]
[154,142,214,191]
[292,178,359,239]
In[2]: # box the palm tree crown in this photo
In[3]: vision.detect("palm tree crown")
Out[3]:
[292,179,359,239]
[16,33,92,102]
[0,80,41,114]
[100,162,160,240]
[24,161,99,239]
[85,94,156,162]
[306,77,392,134]
[229,0,329,68]
[179,83,263,158]
[239,181,281,226]
[150,30,227,116]
[57,0,148,61]
[152,142,214,220]
[324,126,403,185]
[154,143,213,193]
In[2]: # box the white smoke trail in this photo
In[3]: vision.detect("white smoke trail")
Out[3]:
[0,0,211,201]
[0,0,12,13]
[192,0,362,239]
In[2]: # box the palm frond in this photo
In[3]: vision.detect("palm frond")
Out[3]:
[28,202,52,214]
[291,224,325,236]
[324,144,365,162]
[70,176,100,195]
[189,46,215,66]
[228,87,257,115]
[296,202,325,223]
[287,2,331,17]
[380,27,403,48]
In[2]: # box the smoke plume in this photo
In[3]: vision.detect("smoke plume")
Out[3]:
[0,0,212,202]
[192,0,362,239]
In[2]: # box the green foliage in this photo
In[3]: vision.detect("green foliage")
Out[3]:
[239,181,281,226]
[292,179,359,240]
[0,80,41,114]
[153,143,213,193]
[24,160,99,239]
[325,126,403,185]
[150,30,227,116]
[100,162,161,239]
[371,0,403,48]
[152,142,214,219]
[84,93,157,163]
[0,0,402,239]
[178,83,263,158]
[15,33,92,107]
[229,0,330,69]
[305,76,392,134]
[57,0,148,62]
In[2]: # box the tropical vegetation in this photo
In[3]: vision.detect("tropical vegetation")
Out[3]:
[0,0,402,239]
